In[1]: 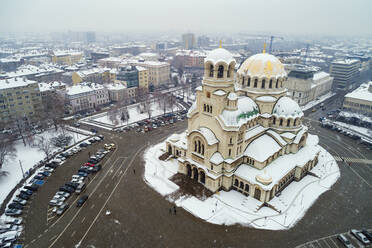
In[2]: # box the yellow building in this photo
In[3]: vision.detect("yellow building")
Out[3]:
[0,77,43,124]
[51,50,83,65]
[136,66,149,91]
[167,48,320,203]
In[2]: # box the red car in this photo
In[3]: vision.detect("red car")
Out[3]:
[84,162,95,167]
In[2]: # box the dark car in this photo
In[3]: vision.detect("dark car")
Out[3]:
[24,184,39,191]
[5,208,22,216]
[362,230,372,242]
[59,186,75,193]
[45,163,58,169]
[98,134,104,140]
[77,171,88,177]
[79,142,88,148]
[88,158,99,164]
[92,164,101,172]
[76,195,88,207]
[17,193,30,200]
[90,128,97,133]
[78,168,90,174]
[20,189,33,196]
[65,182,78,190]
[8,203,24,210]
[33,174,44,180]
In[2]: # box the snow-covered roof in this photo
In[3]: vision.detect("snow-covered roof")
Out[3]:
[235,134,320,190]
[272,96,303,118]
[187,101,197,118]
[244,134,282,163]
[256,96,277,102]
[0,77,37,90]
[204,48,235,65]
[105,83,126,90]
[210,152,224,165]
[53,50,82,57]
[38,82,53,92]
[3,64,63,78]
[66,83,105,96]
[280,132,296,139]
[345,82,372,102]
[313,71,330,81]
[245,125,266,141]
[195,86,202,91]
[238,53,287,79]
[266,130,287,146]
[213,90,226,96]
[190,127,219,145]
[219,97,258,127]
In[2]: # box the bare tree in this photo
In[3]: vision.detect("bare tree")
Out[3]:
[0,134,16,170]
[36,136,53,162]
[145,99,152,119]
[43,91,66,131]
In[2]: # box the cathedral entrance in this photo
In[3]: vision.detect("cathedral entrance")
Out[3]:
[200,171,205,184]
[254,188,261,201]
[186,165,192,178]
[192,168,198,181]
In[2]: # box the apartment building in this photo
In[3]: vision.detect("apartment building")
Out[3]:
[0,77,43,124]
[343,82,372,115]
[330,59,360,91]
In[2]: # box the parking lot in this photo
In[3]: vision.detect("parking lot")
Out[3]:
[296,229,372,248]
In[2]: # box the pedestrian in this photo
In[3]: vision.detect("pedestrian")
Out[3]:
[173,206,177,215]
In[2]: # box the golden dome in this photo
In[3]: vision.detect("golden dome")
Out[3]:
[237,53,286,78]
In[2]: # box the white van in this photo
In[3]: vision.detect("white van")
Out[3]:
[75,183,86,194]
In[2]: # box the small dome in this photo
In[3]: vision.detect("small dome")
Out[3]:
[255,171,272,185]
[238,53,286,78]
[273,96,303,118]
[205,48,235,65]
[227,92,237,101]
[169,134,180,142]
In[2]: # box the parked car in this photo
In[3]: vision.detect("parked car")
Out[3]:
[53,195,66,202]
[4,218,22,225]
[17,193,29,200]
[4,209,22,216]
[75,183,86,194]
[13,197,27,205]
[20,189,33,196]
[98,134,104,140]
[55,191,70,198]
[92,164,101,172]
[84,162,95,167]
[88,159,99,164]
[65,182,79,189]
[79,142,88,148]
[350,229,370,245]
[33,174,44,180]
[77,171,88,177]
[71,178,84,184]
[56,203,69,216]
[59,186,74,194]
[8,203,24,210]
[42,167,54,172]
[76,195,88,207]
[361,230,372,242]
[49,199,64,207]
[78,168,90,174]
[72,175,85,181]
[24,184,39,192]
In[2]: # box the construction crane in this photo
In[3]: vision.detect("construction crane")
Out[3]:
[303,44,310,65]
[269,36,284,53]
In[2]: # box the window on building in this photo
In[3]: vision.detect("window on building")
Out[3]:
[206,91,210,98]
[248,77,251,87]
[279,119,283,126]
[217,65,224,78]
[261,79,265,88]
[242,77,245,86]
[287,119,290,127]
[276,79,279,88]
[273,117,276,125]
[209,65,214,77]
[229,149,231,156]
[254,79,258,88]
[269,79,273,88]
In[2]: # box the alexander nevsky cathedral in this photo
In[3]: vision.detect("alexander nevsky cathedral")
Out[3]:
[166,46,320,203]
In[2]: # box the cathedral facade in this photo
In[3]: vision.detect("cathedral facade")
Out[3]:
[166,47,319,203]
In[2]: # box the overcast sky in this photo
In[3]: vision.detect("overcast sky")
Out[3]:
[0,0,371,36]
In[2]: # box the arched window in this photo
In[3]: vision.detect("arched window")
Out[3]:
[198,140,201,153]
[217,65,224,78]
[229,149,231,156]
[203,104,206,112]
[210,106,212,113]
[294,119,297,126]
[229,137,232,144]
[234,179,239,186]
[227,68,230,78]
[242,77,245,86]
[248,77,251,87]
[206,105,209,113]
[194,141,197,152]
[261,79,265,89]
[269,79,273,88]
[273,117,276,125]
[209,65,214,77]
[254,79,258,88]
[276,79,279,88]
[279,119,283,126]
[240,181,244,189]
[201,144,204,155]
[287,119,290,127]
[245,184,249,192]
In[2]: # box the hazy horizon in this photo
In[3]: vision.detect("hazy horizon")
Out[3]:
[1,0,371,36]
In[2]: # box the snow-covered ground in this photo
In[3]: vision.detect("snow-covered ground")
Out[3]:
[143,134,340,230]
[339,111,372,125]
[80,101,185,130]
[0,128,88,205]
[301,92,336,111]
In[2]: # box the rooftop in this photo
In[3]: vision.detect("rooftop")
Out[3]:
[0,77,37,90]
[345,81,372,102]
